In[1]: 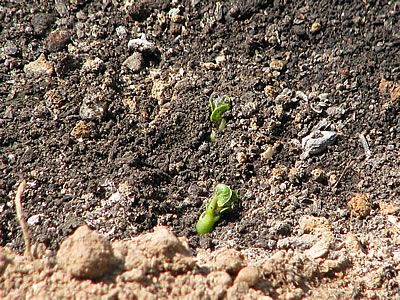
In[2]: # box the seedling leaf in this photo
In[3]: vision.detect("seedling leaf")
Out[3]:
[210,102,230,124]
[208,95,232,141]
[196,183,238,235]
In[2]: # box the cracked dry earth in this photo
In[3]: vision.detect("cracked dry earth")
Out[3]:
[0,0,400,299]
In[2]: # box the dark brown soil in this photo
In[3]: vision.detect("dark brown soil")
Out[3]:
[0,0,399,298]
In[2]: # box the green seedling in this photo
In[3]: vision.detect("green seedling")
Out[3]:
[196,183,238,235]
[209,95,231,141]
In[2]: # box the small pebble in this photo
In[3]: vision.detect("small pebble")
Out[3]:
[311,168,326,183]
[261,143,278,160]
[215,55,226,65]
[386,144,395,151]
[236,151,247,164]
[115,26,127,39]
[344,233,363,253]
[3,41,19,56]
[202,62,219,70]
[299,215,332,236]
[293,24,307,37]
[305,238,330,259]
[24,53,54,77]
[123,52,144,73]
[270,58,285,71]
[234,266,260,287]
[79,94,107,120]
[320,254,350,274]
[326,106,345,118]
[295,90,308,101]
[81,57,105,74]
[27,214,43,226]
[310,22,321,33]
[46,29,70,52]
[70,120,90,139]
[128,37,157,54]
[264,85,278,97]
[271,221,292,236]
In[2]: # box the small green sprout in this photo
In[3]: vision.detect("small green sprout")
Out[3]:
[196,183,238,235]
[209,95,231,141]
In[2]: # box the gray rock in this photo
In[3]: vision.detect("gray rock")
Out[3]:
[3,41,19,56]
[128,37,157,54]
[301,130,338,159]
[79,94,108,120]
[31,13,55,35]
[275,88,293,105]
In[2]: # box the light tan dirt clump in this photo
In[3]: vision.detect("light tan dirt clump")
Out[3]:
[57,225,117,279]
[348,193,371,218]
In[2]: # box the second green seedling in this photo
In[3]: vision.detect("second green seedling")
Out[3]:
[209,95,231,141]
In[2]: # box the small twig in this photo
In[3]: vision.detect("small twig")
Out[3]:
[14,180,33,260]
[358,133,372,158]
[332,161,354,189]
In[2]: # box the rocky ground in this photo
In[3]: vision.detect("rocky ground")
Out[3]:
[0,0,399,299]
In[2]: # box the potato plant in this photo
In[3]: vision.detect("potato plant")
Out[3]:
[196,184,238,235]
[209,95,231,141]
